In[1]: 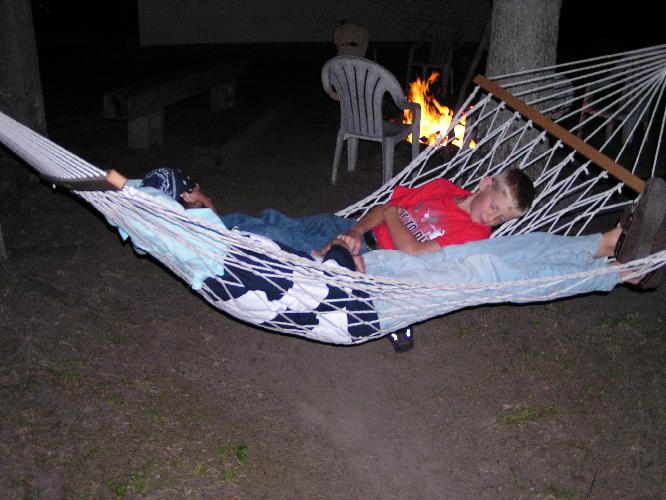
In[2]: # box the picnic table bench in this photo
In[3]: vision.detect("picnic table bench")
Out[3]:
[103,60,248,149]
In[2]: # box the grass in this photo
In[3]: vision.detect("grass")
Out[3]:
[218,441,249,483]
[98,440,250,496]
[53,368,81,382]
[537,483,578,499]
[104,473,147,498]
[223,469,237,482]
[584,383,605,398]
[499,404,560,428]
[456,323,477,339]
[148,405,167,425]
[185,461,208,477]
[129,471,148,494]
[106,479,127,497]
[234,444,248,464]
[17,475,35,500]
[42,360,81,383]
[599,312,643,331]
[122,377,158,392]
[218,442,248,465]
[107,392,126,406]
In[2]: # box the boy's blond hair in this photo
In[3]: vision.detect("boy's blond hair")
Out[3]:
[492,169,535,216]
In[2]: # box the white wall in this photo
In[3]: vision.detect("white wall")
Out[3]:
[138,0,490,45]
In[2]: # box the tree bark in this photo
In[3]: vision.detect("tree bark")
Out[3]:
[480,0,562,181]
[0,0,48,258]
[0,0,47,134]
[486,0,562,76]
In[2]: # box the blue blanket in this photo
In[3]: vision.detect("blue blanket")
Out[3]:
[202,239,381,342]
[112,183,380,343]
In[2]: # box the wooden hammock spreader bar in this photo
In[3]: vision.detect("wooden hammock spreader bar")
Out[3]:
[43,169,127,192]
[473,74,646,193]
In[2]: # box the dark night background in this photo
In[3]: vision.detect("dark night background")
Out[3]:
[30,1,664,88]
[25,0,664,159]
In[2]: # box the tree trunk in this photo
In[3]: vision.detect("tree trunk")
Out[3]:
[0,0,48,259]
[486,0,562,76]
[480,0,562,181]
[0,0,47,134]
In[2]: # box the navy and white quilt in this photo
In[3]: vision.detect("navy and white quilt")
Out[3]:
[202,234,380,344]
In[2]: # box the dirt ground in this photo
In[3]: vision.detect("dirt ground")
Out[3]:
[1,44,665,499]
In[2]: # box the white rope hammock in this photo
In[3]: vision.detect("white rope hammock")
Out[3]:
[1,44,665,344]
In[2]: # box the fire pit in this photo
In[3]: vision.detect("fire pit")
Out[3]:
[403,71,475,149]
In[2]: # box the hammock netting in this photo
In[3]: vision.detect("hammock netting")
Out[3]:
[1,44,665,344]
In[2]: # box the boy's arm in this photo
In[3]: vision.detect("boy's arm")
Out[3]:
[335,205,387,254]
[182,190,217,212]
[383,205,441,255]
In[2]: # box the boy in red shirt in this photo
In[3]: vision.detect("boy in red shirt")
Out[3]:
[316,169,535,352]
[320,169,535,264]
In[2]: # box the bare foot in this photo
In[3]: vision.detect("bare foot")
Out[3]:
[596,226,622,258]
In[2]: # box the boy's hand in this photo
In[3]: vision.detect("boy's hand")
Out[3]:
[316,237,350,256]
[314,230,362,258]
[182,190,216,211]
[316,239,366,273]
[329,238,365,272]
[335,229,363,255]
[351,254,365,273]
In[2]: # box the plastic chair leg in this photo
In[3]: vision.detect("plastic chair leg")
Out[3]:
[331,130,345,184]
[604,122,615,142]
[347,137,359,173]
[411,134,419,161]
[382,141,395,185]
[576,112,586,138]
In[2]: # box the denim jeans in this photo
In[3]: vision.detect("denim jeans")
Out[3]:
[220,209,369,254]
[364,232,620,331]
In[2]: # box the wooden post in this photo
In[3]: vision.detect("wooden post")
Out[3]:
[473,74,645,193]
[210,81,236,112]
[128,110,164,150]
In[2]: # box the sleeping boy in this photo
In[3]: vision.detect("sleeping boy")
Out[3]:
[140,165,536,351]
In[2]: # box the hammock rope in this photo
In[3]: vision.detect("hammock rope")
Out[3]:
[1,44,665,344]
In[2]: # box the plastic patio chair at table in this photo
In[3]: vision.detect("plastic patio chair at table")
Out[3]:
[321,56,421,185]
[405,22,463,99]
[576,79,650,145]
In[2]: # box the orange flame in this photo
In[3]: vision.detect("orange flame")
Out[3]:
[404,71,475,149]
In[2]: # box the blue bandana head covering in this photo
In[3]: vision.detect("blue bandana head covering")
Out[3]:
[141,167,198,203]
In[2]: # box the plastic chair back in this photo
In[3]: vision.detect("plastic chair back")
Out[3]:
[322,56,410,139]
[322,56,421,185]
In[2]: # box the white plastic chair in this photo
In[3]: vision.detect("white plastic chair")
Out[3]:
[322,56,421,185]
[406,23,462,98]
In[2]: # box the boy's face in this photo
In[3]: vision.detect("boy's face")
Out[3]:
[181,185,204,209]
[468,178,519,227]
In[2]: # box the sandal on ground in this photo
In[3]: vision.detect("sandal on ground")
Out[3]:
[389,326,415,353]
[614,177,666,289]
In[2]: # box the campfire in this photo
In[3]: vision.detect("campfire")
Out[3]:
[403,71,475,149]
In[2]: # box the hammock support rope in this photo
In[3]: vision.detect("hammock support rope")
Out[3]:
[1,44,666,344]
[473,74,646,193]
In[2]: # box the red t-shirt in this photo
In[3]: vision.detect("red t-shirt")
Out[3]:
[372,178,491,250]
